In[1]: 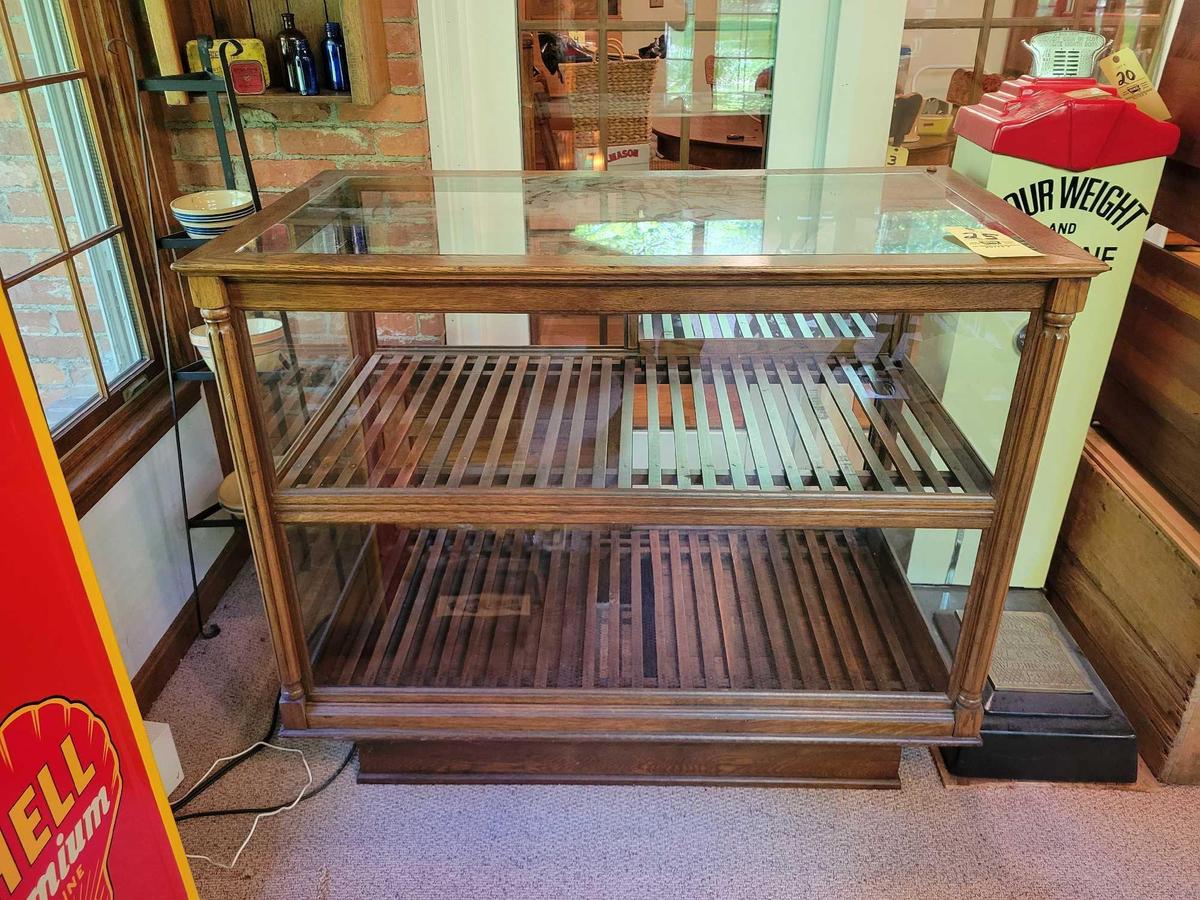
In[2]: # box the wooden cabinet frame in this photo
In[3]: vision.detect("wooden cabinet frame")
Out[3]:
[178,167,1103,780]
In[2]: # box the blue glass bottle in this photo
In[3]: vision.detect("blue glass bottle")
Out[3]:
[322,21,350,93]
[293,38,319,96]
[277,13,306,93]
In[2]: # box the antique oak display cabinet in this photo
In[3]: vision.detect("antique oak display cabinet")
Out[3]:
[177,168,1103,786]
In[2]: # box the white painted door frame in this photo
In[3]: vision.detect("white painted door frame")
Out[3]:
[418,0,523,170]
[418,0,529,345]
[768,0,905,169]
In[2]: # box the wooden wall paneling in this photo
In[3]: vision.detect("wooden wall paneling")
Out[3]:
[1050,430,1200,783]
[149,0,209,40]
[205,0,255,42]
[141,0,212,71]
[1157,0,1200,170]
[243,0,337,86]
[271,0,330,51]
[1094,242,1200,522]
[1153,0,1200,236]
[245,0,291,85]
[1152,159,1200,238]
[184,0,215,33]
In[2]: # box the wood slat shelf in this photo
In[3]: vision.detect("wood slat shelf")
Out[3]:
[236,89,352,105]
[276,348,991,498]
[638,312,877,357]
[307,526,947,694]
[258,356,347,457]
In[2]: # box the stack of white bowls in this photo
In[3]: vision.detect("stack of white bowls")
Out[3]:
[171,189,255,239]
[189,318,286,372]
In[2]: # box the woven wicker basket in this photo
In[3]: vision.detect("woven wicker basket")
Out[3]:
[562,59,660,149]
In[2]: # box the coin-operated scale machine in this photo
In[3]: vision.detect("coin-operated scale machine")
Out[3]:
[907,31,1180,782]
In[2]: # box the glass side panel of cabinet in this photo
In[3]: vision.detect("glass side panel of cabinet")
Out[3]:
[289,522,964,695]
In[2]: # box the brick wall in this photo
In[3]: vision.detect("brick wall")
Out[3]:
[164,0,444,345]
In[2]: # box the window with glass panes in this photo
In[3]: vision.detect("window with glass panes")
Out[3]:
[516,1,779,172]
[899,1,1175,125]
[515,1,780,345]
[0,0,150,437]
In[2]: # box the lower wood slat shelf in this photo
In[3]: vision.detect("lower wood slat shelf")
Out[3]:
[307,526,947,695]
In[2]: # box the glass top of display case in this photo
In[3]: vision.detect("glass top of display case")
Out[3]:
[176,168,1103,281]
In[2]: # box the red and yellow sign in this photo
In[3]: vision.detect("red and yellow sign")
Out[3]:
[0,298,196,899]
[1,700,122,899]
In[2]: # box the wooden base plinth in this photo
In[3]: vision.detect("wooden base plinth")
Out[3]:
[357,739,901,788]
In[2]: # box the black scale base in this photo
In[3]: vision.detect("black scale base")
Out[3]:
[930,589,1138,783]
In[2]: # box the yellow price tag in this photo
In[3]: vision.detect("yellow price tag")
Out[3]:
[885,145,909,167]
[944,226,1043,259]
[1098,49,1172,121]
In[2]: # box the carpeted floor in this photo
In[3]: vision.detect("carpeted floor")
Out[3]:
[151,564,1200,900]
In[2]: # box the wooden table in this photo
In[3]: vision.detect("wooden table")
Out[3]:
[902,133,958,167]
[652,114,764,168]
[176,167,1103,786]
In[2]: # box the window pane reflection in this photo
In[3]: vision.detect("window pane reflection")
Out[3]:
[29,80,118,247]
[5,0,76,79]
[517,0,779,172]
[0,94,63,274]
[75,236,147,382]
[7,263,100,429]
[893,1,1177,168]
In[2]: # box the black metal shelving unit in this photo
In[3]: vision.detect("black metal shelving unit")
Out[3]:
[143,41,262,245]
[127,42,332,638]
[135,42,264,636]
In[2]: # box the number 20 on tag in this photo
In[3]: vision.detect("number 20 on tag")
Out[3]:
[1099,50,1171,121]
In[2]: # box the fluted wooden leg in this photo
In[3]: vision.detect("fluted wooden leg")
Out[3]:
[948,280,1087,737]
[195,277,310,729]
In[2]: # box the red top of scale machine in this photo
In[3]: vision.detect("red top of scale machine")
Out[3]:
[953,76,1179,172]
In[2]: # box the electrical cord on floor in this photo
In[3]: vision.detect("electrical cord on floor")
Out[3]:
[186,743,312,870]
[170,698,280,814]
[170,693,354,825]
[171,695,355,871]
[174,746,356,824]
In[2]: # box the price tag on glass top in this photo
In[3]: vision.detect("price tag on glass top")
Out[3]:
[1099,49,1172,121]
[885,145,909,167]
[944,227,1043,258]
